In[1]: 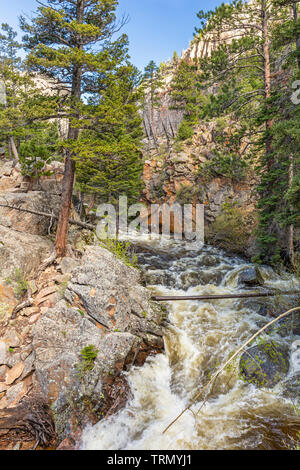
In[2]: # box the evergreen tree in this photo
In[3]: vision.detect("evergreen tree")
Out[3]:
[21,0,128,256]
[74,61,144,206]
[0,23,22,159]
[0,23,61,174]
[193,0,297,264]
[257,0,300,264]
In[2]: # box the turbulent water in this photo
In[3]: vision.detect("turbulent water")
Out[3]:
[81,236,300,450]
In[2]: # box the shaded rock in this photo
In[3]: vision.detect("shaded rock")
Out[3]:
[20,345,33,361]
[180,271,203,290]
[290,340,300,375]
[283,373,300,402]
[4,381,27,408]
[237,299,270,317]
[20,352,35,379]
[282,340,300,401]
[272,313,300,338]
[0,225,52,280]
[239,341,289,388]
[237,266,264,287]
[0,191,60,236]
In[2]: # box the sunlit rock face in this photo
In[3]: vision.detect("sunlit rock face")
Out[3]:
[32,245,164,444]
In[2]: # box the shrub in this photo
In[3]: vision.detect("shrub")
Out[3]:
[5,268,28,299]
[97,238,138,269]
[76,345,99,379]
[177,120,194,141]
[200,152,248,182]
[176,184,203,205]
[208,202,250,253]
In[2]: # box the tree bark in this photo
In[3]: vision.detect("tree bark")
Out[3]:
[55,152,76,257]
[9,137,19,163]
[152,291,299,302]
[0,397,55,449]
[55,0,84,257]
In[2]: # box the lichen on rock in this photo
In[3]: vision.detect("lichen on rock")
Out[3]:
[32,245,165,443]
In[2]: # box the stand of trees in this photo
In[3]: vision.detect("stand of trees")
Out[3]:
[0,0,144,257]
[170,0,300,267]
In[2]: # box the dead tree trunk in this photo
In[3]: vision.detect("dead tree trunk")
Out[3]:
[55,1,84,258]
[0,397,55,449]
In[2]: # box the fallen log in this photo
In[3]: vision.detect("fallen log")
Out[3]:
[152,291,300,302]
[0,203,95,231]
[0,397,55,449]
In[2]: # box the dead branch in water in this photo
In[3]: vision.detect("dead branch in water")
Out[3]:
[162,306,300,435]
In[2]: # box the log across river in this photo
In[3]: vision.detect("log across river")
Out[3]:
[81,235,300,450]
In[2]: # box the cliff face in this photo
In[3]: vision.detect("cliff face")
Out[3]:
[141,122,257,254]
[142,81,183,152]
[141,67,257,255]
[140,34,259,256]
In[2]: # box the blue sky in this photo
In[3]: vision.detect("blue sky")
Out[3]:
[0,0,223,70]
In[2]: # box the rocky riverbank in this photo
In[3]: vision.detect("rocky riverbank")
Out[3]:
[0,160,165,449]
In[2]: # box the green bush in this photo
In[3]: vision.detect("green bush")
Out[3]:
[177,120,194,141]
[5,268,28,299]
[97,238,138,269]
[200,152,248,182]
[208,202,250,253]
[176,184,203,205]
[77,345,99,379]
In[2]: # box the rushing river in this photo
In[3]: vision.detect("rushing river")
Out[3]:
[81,236,300,450]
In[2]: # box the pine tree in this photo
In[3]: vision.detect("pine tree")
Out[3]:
[258,0,300,264]
[193,0,296,263]
[21,0,126,256]
[0,23,22,160]
[74,61,144,206]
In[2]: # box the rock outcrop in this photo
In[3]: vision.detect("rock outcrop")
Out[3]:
[142,122,257,237]
[0,159,64,281]
[32,246,164,444]
[237,267,265,287]
[239,341,290,388]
